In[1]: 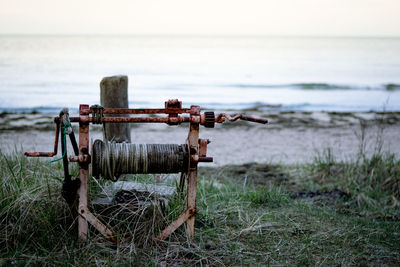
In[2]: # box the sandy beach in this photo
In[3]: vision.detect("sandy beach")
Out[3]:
[1,110,399,166]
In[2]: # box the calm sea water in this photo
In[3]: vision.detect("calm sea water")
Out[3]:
[0,35,400,113]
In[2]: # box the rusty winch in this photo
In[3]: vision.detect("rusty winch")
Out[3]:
[25,99,268,243]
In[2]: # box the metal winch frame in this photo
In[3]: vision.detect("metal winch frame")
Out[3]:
[25,99,268,243]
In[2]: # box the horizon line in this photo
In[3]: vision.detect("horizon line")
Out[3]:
[1,33,400,39]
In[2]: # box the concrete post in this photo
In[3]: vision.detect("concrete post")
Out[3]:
[100,75,131,143]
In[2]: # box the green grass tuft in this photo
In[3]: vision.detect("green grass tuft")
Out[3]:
[240,187,290,207]
[305,149,400,219]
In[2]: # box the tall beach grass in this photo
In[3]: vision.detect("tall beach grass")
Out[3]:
[0,117,399,265]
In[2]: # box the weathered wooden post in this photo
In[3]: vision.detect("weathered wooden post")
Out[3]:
[100,75,131,143]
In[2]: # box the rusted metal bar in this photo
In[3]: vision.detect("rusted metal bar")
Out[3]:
[24,151,56,157]
[78,104,90,242]
[185,170,198,239]
[24,121,60,157]
[199,139,209,157]
[78,206,116,243]
[157,208,196,241]
[63,116,190,124]
[101,116,190,124]
[190,155,213,163]
[62,111,268,126]
[101,108,191,115]
[77,104,116,243]
[215,113,268,124]
[185,105,200,239]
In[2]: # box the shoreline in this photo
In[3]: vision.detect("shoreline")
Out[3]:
[1,111,399,165]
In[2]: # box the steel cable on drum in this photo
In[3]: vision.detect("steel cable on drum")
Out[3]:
[92,140,189,180]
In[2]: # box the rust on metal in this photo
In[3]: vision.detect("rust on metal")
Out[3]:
[101,116,190,124]
[190,155,213,163]
[90,104,104,124]
[101,108,190,115]
[69,154,90,163]
[185,106,200,238]
[166,100,181,125]
[201,111,216,128]
[156,208,196,241]
[165,99,182,109]
[215,113,268,124]
[77,104,90,242]
[199,139,209,157]
[24,99,268,243]
[24,121,60,157]
[79,206,116,243]
[24,151,56,157]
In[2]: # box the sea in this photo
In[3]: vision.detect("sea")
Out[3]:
[0,35,400,113]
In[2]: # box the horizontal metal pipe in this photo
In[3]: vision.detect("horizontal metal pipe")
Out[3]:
[199,157,213,162]
[101,116,190,123]
[65,116,191,124]
[101,108,190,114]
[60,112,268,125]
[24,152,56,157]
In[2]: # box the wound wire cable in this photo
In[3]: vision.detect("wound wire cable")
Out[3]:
[92,140,189,180]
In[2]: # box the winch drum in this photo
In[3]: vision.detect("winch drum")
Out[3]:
[91,140,189,180]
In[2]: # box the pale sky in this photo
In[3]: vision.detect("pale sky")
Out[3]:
[0,0,399,36]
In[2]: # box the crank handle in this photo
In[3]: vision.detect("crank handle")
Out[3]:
[213,113,268,125]
[237,115,268,124]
